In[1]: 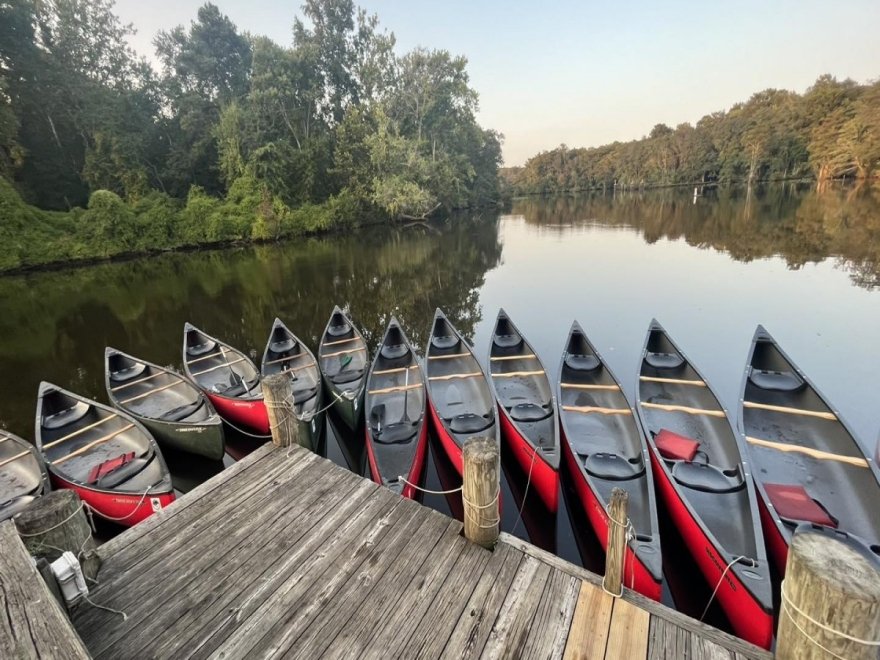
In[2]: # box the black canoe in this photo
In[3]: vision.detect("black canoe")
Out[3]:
[261,318,325,451]
[0,429,49,521]
[364,317,428,498]
[183,323,269,436]
[488,309,559,512]
[557,320,662,600]
[318,306,368,429]
[424,308,499,474]
[105,348,224,460]
[36,382,174,526]
[738,325,880,573]
[635,321,772,649]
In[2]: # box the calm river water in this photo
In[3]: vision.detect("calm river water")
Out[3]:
[2,183,879,630]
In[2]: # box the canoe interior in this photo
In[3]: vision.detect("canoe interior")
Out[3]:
[185,327,261,400]
[365,321,426,484]
[0,431,44,519]
[490,313,558,465]
[426,313,495,448]
[559,325,655,543]
[39,387,168,493]
[262,320,322,419]
[743,334,880,552]
[319,309,367,398]
[108,352,213,424]
[638,328,760,561]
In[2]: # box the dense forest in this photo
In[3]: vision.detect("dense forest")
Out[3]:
[503,77,880,195]
[0,0,502,270]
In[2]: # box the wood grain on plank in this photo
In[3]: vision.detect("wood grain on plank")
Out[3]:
[563,581,614,660]
[604,597,650,659]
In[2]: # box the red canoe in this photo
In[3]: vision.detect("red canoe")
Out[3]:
[364,317,429,499]
[487,309,559,512]
[636,320,773,649]
[557,321,662,600]
[35,382,174,526]
[183,323,269,436]
[424,309,499,475]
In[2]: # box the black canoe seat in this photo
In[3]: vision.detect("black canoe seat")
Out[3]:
[187,340,217,357]
[43,402,91,430]
[331,368,364,385]
[448,413,493,434]
[431,335,458,350]
[291,385,318,403]
[218,374,260,397]
[493,334,522,349]
[94,456,151,489]
[327,322,352,338]
[749,368,805,392]
[585,452,645,481]
[270,338,297,353]
[110,363,147,382]
[672,461,743,494]
[380,344,410,360]
[645,352,685,369]
[158,399,204,422]
[374,422,418,445]
[509,403,552,423]
[565,354,601,371]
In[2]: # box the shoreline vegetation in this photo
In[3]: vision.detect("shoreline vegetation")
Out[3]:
[0,0,502,272]
[501,76,879,196]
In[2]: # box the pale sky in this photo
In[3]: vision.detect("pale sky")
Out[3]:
[115,0,880,166]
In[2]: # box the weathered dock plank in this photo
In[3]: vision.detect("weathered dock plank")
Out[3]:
[563,581,614,659]
[0,521,90,660]
[605,598,651,659]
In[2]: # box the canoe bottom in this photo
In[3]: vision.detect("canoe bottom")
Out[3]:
[51,475,175,527]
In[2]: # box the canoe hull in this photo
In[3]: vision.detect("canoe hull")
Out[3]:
[561,426,661,601]
[326,384,363,430]
[499,409,559,512]
[207,393,269,436]
[757,489,789,575]
[365,422,429,500]
[649,447,773,649]
[137,416,225,461]
[427,396,463,476]
[51,474,174,526]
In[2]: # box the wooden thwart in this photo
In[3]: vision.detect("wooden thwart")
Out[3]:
[110,370,166,391]
[53,424,136,465]
[185,351,222,365]
[641,402,726,418]
[119,379,188,405]
[321,347,365,359]
[563,405,631,416]
[0,450,32,469]
[190,357,247,377]
[491,370,545,379]
[743,400,837,421]
[428,372,483,381]
[263,354,305,367]
[43,414,118,450]
[372,365,420,376]
[490,354,537,362]
[367,383,423,396]
[428,352,469,360]
[560,383,619,391]
[322,336,359,347]
[745,436,868,467]
[639,376,706,387]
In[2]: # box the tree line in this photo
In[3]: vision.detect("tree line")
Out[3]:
[0,0,502,271]
[503,76,880,195]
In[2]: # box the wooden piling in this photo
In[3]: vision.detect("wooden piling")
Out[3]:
[13,489,100,581]
[776,527,880,659]
[603,487,629,596]
[462,436,500,548]
[262,372,301,449]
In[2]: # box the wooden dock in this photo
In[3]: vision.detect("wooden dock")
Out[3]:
[6,444,772,658]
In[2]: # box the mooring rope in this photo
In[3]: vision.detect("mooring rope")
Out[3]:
[15,503,86,537]
[397,476,501,529]
[700,554,753,621]
[510,446,538,537]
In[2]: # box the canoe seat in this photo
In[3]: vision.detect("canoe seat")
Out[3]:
[749,369,805,392]
[585,453,645,481]
[158,399,204,422]
[218,374,260,397]
[654,429,700,462]
[110,363,147,382]
[672,461,743,494]
[374,422,419,445]
[187,340,217,357]
[330,368,364,385]
[509,403,552,422]
[380,344,410,360]
[763,483,837,528]
[327,321,352,337]
[565,354,600,371]
[431,335,458,350]
[42,402,91,430]
[448,413,493,434]
[291,385,318,403]
[270,339,297,353]
[91,455,151,489]
[493,334,522,349]
[87,452,135,484]
[645,352,684,369]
